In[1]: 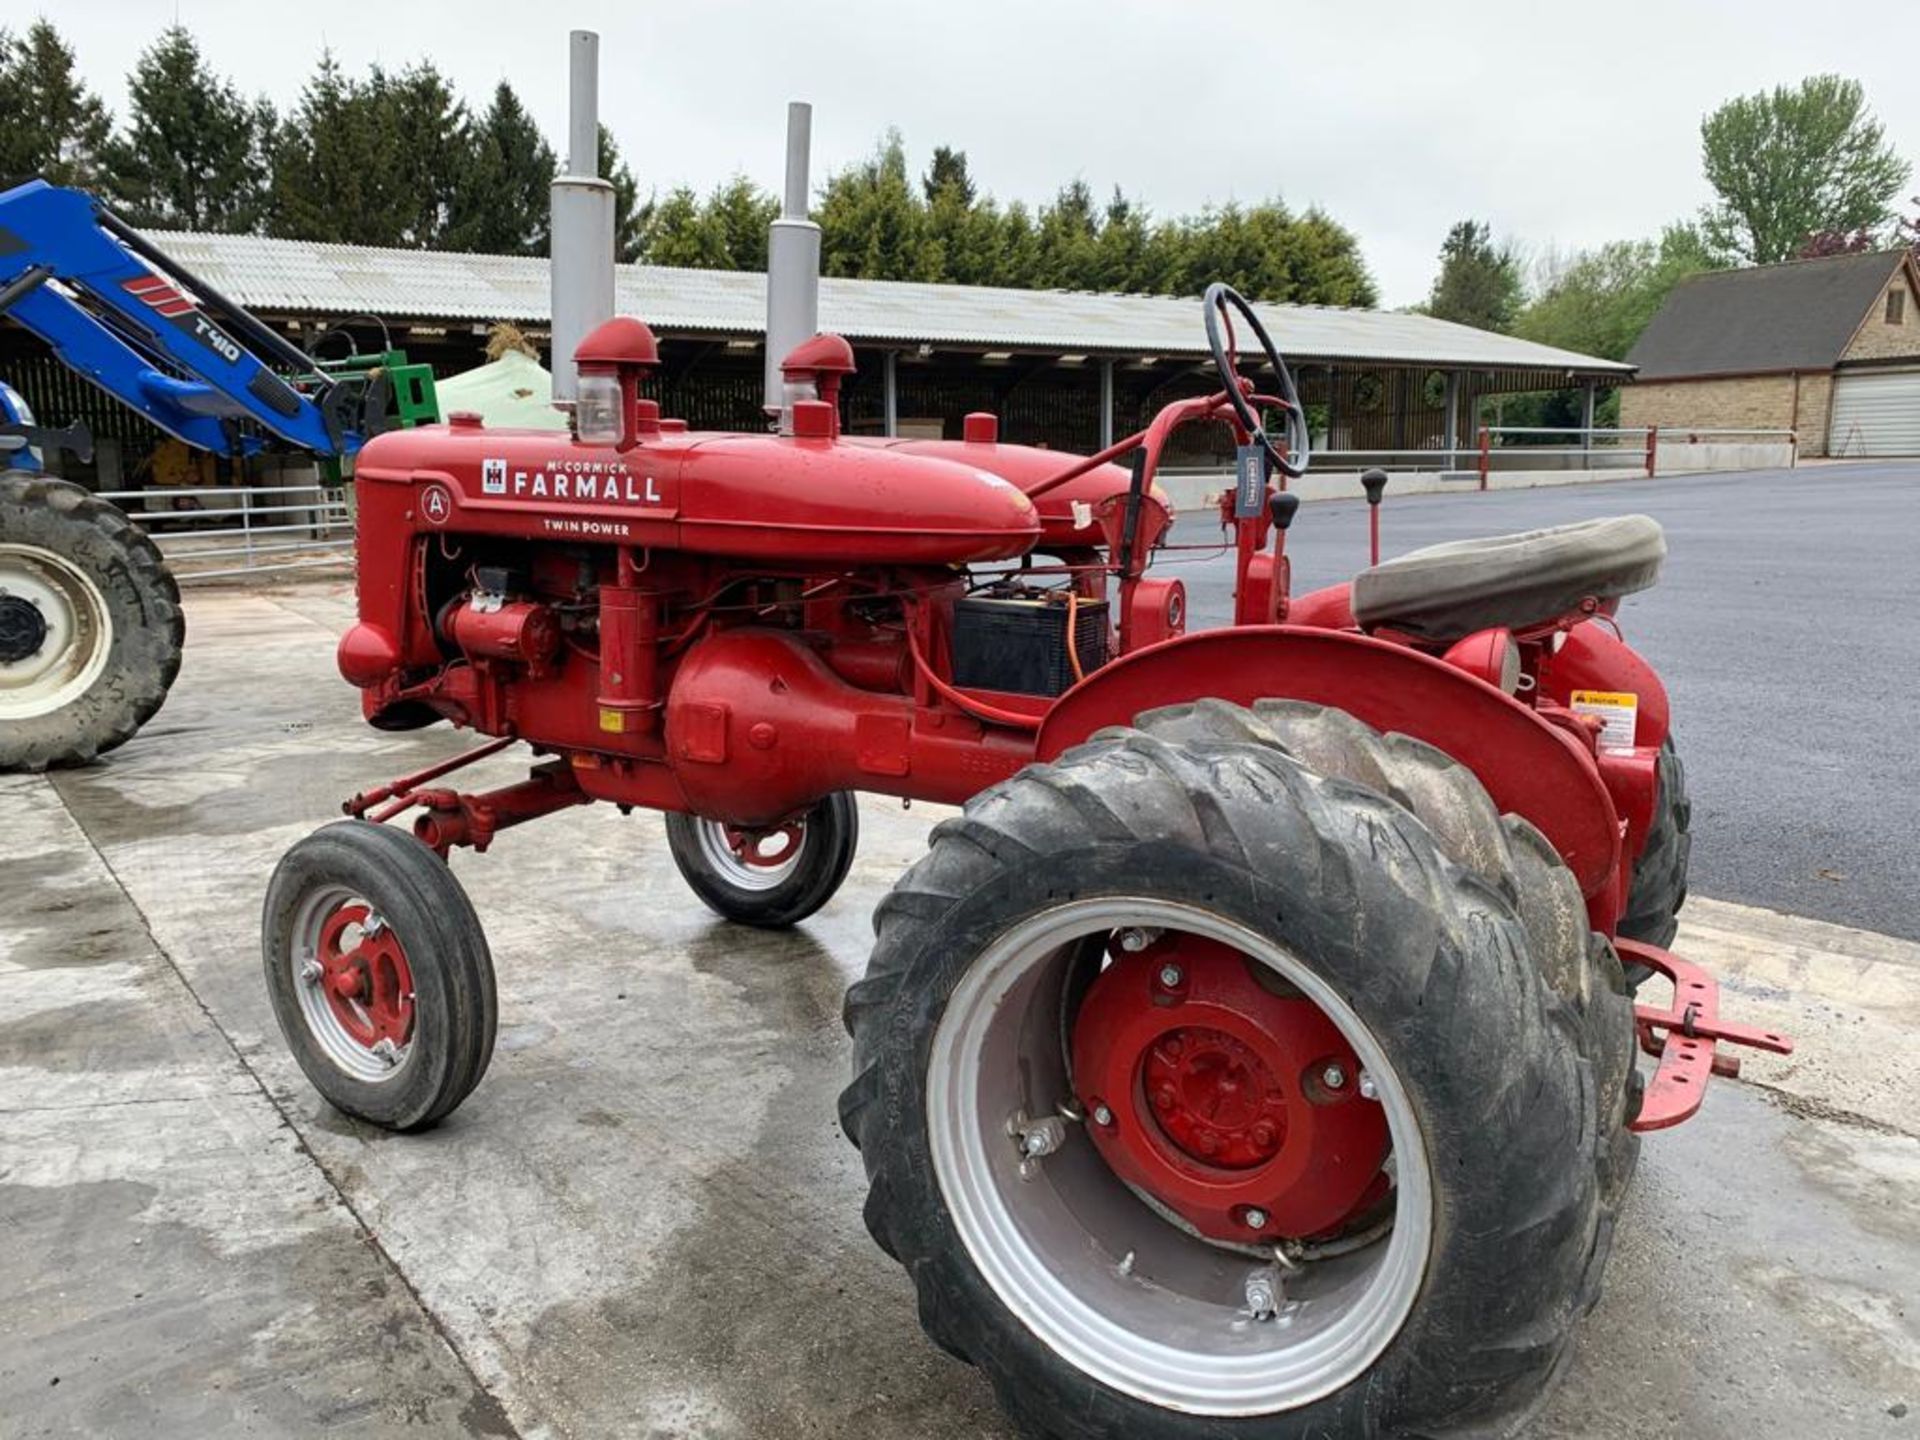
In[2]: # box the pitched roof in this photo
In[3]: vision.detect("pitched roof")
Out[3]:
[140,229,1633,377]
[1627,250,1911,379]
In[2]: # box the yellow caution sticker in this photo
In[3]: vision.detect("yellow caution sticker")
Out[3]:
[598,707,628,734]
[1570,689,1638,751]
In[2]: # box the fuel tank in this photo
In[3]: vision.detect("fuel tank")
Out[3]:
[352,416,1043,565]
[857,435,1160,548]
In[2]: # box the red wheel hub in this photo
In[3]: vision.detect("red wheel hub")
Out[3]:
[723,821,803,868]
[1072,934,1388,1243]
[316,903,415,1053]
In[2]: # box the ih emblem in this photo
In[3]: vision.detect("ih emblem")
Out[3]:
[482,458,507,494]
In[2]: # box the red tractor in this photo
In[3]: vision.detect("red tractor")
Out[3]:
[264,286,1786,1439]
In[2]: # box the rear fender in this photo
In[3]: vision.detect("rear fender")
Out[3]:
[1037,625,1622,899]
[1539,620,1671,751]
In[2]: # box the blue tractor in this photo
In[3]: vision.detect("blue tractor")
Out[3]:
[0,180,436,769]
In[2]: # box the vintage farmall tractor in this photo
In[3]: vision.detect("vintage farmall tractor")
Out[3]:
[264,285,1788,1438]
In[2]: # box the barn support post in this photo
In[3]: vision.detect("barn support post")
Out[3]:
[1099,357,1115,450]
[1580,382,1597,466]
[883,349,898,437]
[1443,370,1461,469]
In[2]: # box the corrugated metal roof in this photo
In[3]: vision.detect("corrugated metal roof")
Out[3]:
[1628,251,1909,379]
[146,229,1634,375]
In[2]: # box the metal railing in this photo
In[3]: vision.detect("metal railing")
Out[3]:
[96,482,352,582]
[1477,425,1798,488]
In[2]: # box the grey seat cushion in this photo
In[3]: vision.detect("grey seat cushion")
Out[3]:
[1350,514,1666,642]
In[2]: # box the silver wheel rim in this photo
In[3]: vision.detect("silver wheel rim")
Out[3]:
[289,884,415,1083]
[927,897,1433,1417]
[693,817,808,891]
[0,542,112,720]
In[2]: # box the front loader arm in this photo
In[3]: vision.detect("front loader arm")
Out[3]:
[0,180,347,459]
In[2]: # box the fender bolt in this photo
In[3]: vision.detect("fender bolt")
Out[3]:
[1158,963,1184,989]
[1322,1063,1347,1090]
[1243,1207,1269,1230]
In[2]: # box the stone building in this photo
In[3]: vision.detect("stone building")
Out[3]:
[1623,250,1920,458]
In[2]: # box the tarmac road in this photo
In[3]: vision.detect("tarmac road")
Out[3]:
[1169,461,1920,939]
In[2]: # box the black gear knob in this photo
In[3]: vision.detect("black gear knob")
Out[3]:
[1361,468,1388,506]
[1268,491,1301,531]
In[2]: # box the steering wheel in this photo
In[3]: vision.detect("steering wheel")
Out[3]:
[1202,282,1310,479]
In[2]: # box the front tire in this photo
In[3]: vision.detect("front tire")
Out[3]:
[1619,736,1691,951]
[0,472,184,771]
[263,820,497,1131]
[664,792,859,928]
[840,714,1626,1438]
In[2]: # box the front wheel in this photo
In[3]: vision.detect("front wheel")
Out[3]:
[263,820,497,1131]
[664,792,859,928]
[841,720,1624,1438]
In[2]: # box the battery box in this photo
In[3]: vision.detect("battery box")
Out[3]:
[950,593,1110,697]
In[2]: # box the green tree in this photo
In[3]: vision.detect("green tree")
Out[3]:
[815,130,925,281]
[705,175,779,270]
[103,26,273,232]
[1035,179,1101,288]
[922,145,975,205]
[1700,75,1911,263]
[639,185,726,267]
[0,19,111,187]
[599,125,643,263]
[269,55,471,248]
[1517,225,1719,361]
[1426,219,1523,331]
[449,82,554,255]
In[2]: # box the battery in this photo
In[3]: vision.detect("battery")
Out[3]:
[950,594,1110,697]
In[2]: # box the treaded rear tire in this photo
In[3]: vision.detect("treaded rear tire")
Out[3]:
[839,708,1630,1439]
[0,471,183,771]
[1131,698,1640,1213]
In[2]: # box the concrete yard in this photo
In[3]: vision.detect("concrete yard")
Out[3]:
[3,464,1918,1438]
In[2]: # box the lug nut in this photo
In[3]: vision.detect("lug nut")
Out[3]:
[1158,963,1184,989]
[1092,1103,1114,1127]
[299,959,323,985]
[1118,928,1152,953]
[1358,1071,1379,1101]
[1243,1207,1270,1230]
[1321,1063,1347,1091]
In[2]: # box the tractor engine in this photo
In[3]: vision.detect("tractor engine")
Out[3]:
[336,321,1149,831]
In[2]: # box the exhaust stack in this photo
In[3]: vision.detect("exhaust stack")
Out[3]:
[549,29,615,406]
[763,101,822,422]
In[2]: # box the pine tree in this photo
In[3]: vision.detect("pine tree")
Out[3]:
[705,176,778,270]
[640,186,726,268]
[449,82,554,254]
[268,54,471,249]
[0,20,111,187]
[1035,180,1100,289]
[922,145,975,205]
[103,26,273,232]
[816,131,924,281]
[1426,220,1523,331]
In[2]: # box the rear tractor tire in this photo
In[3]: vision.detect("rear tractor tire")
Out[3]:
[263,820,497,1131]
[665,791,859,929]
[0,471,184,771]
[840,705,1634,1439]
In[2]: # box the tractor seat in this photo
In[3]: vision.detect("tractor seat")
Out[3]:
[1350,514,1666,642]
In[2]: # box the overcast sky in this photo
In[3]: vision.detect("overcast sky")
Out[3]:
[22,0,1920,306]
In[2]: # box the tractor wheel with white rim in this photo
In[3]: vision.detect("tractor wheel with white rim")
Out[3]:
[840,708,1631,1439]
[0,471,183,771]
[664,791,859,928]
[263,820,497,1131]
